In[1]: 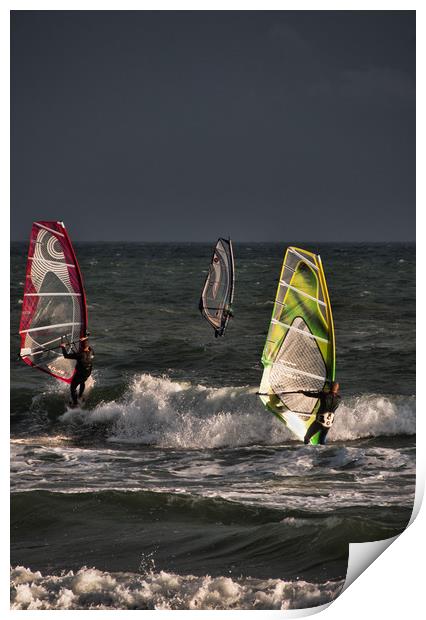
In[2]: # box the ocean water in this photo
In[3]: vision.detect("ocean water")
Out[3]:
[10,242,415,610]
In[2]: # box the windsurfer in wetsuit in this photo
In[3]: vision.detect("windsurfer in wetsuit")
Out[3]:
[214,305,234,338]
[225,305,234,319]
[61,336,94,407]
[299,381,341,445]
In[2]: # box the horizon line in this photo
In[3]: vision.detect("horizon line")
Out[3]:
[10,239,416,244]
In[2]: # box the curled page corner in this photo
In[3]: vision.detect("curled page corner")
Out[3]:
[343,473,424,593]
[343,535,398,592]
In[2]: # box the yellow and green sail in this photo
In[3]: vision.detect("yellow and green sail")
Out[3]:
[258,247,336,444]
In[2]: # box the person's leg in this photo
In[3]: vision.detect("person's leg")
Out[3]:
[303,421,316,445]
[78,380,85,399]
[304,421,321,444]
[319,427,330,445]
[70,375,79,406]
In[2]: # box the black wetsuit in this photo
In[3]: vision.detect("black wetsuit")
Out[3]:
[302,391,341,445]
[62,346,94,406]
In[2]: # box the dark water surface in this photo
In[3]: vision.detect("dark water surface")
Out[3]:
[10,243,415,610]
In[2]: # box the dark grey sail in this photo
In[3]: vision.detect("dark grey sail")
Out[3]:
[199,238,235,337]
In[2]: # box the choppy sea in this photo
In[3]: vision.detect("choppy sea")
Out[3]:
[10,242,415,610]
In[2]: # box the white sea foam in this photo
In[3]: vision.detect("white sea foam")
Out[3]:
[10,565,343,610]
[332,394,415,441]
[59,374,414,448]
[61,374,290,447]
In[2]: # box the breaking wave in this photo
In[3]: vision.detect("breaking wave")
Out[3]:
[57,374,415,447]
[10,565,343,610]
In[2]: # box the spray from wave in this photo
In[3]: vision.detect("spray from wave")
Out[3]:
[58,374,415,448]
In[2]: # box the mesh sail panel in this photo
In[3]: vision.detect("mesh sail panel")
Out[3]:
[270,317,326,415]
[200,238,234,334]
[19,221,88,383]
[259,246,335,439]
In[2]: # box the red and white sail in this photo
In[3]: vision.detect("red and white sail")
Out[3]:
[19,221,88,383]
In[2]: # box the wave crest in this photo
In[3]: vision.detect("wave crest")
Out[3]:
[59,374,415,447]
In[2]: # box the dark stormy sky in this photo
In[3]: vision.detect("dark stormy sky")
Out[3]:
[11,10,415,242]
